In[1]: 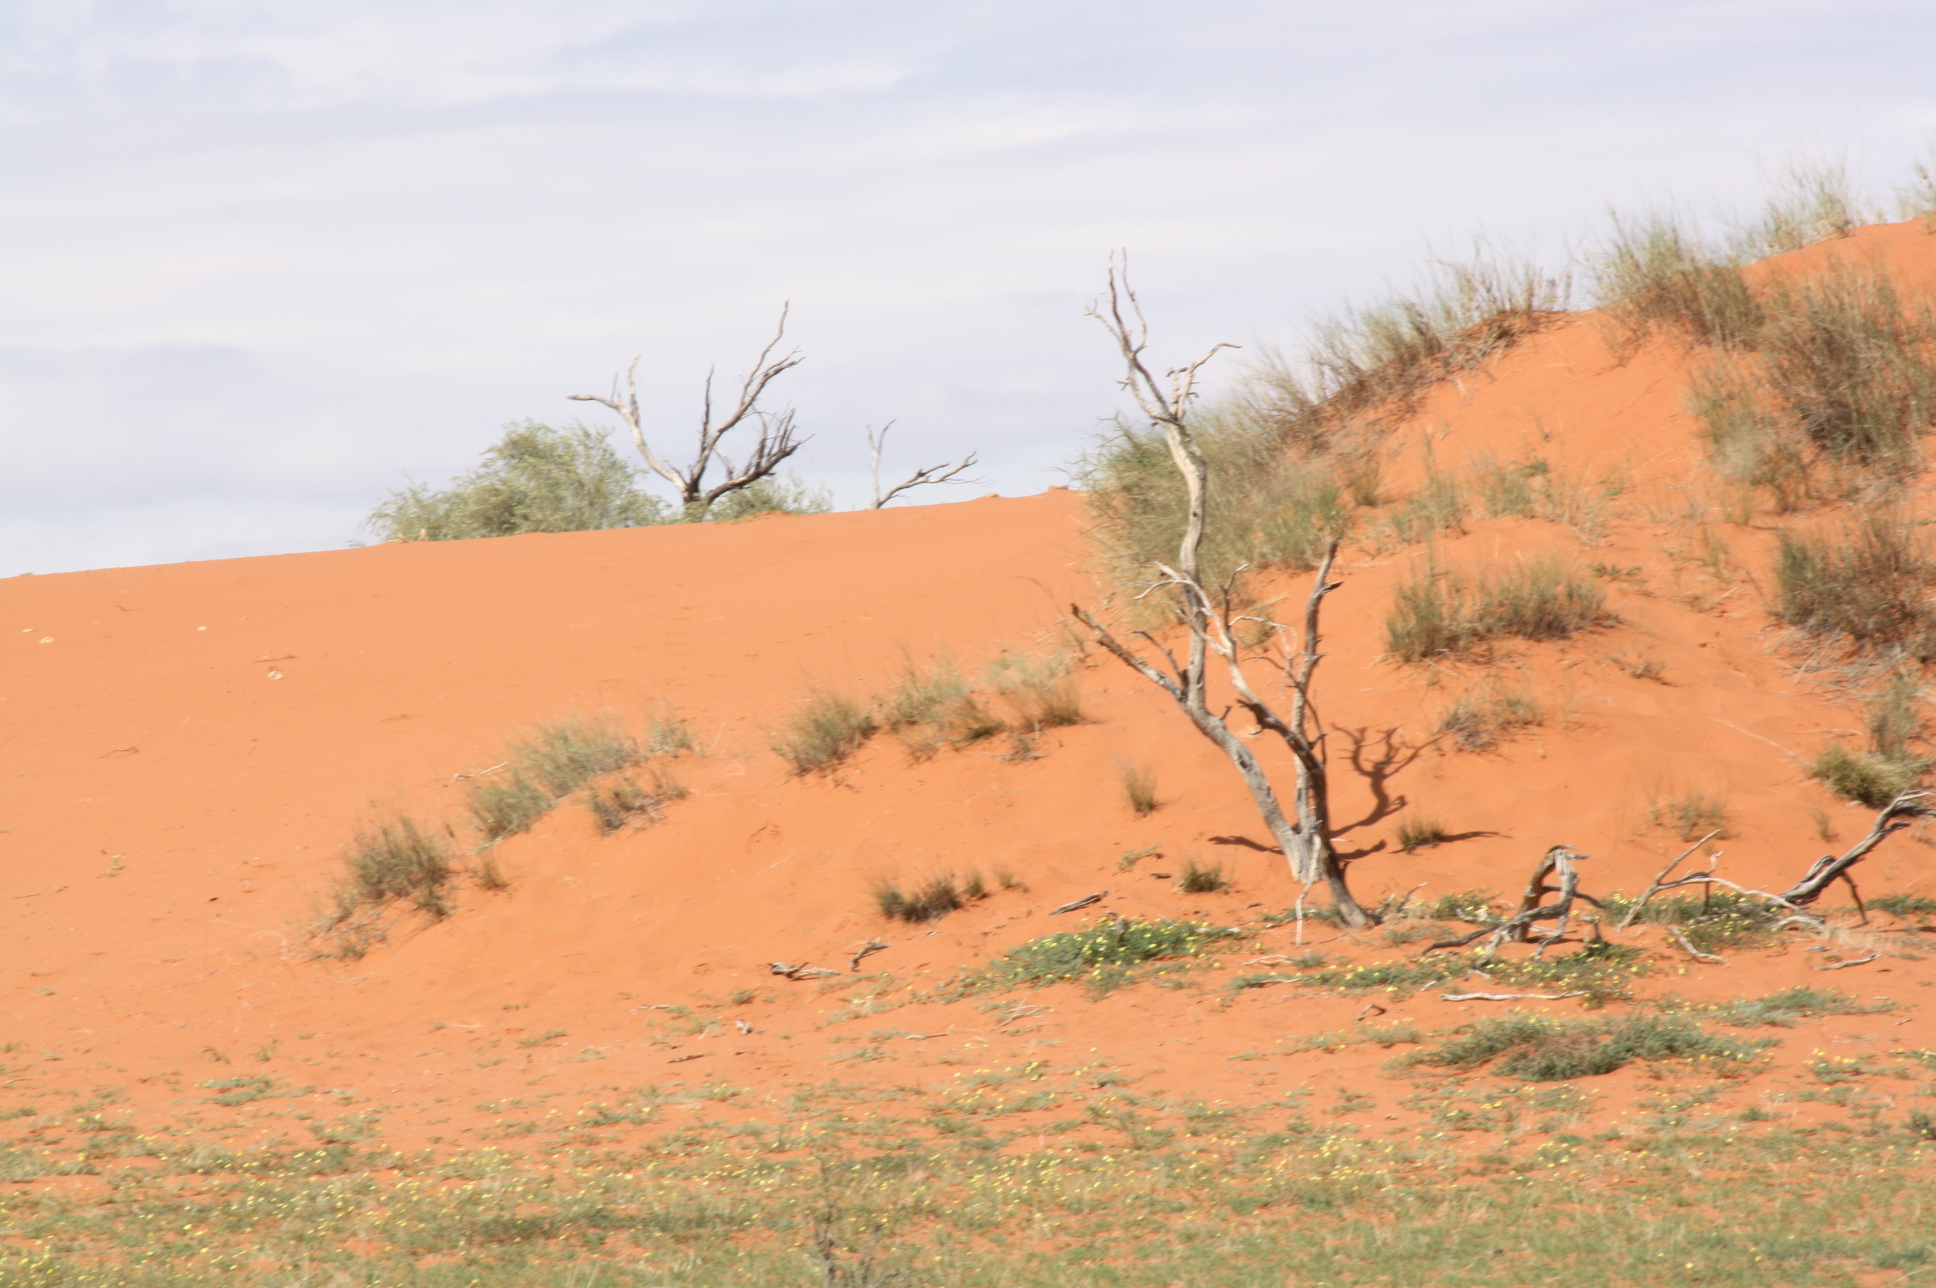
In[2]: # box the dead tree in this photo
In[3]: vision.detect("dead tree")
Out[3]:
[569,305,807,517]
[1070,254,1376,928]
[867,422,981,508]
[1425,845,1597,958]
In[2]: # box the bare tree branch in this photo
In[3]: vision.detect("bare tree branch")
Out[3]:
[568,305,809,516]
[867,422,982,508]
[1070,253,1374,927]
[1778,791,1936,905]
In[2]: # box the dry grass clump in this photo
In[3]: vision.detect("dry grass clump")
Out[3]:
[585,771,690,835]
[1077,408,1349,609]
[1386,556,1608,662]
[1402,1012,1768,1081]
[1471,455,1626,543]
[987,651,1084,730]
[874,872,991,923]
[1395,815,1448,853]
[1592,213,1763,349]
[1120,763,1159,816]
[333,814,455,924]
[1809,674,1929,807]
[1649,789,1731,841]
[1177,858,1229,893]
[1434,687,1540,752]
[468,715,647,840]
[773,691,878,775]
[881,658,1005,758]
[1775,513,1936,659]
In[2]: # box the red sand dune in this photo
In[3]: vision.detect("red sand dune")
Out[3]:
[7,224,1936,1159]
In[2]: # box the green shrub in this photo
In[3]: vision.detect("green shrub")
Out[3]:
[1178,859,1228,893]
[1404,1013,1768,1081]
[1756,264,1936,475]
[340,815,454,919]
[1077,409,1348,609]
[966,918,1231,995]
[1810,745,1926,807]
[364,421,669,541]
[704,473,832,521]
[773,691,877,775]
[1386,556,1606,661]
[1703,986,1884,1028]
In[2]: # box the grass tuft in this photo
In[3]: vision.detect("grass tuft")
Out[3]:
[1395,815,1449,853]
[1177,859,1229,893]
[1385,556,1607,662]
[773,691,878,775]
[1403,1013,1769,1081]
[585,771,689,835]
[1120,763,1159,816]
[986,652,1084,729]
[1435,687,1540,752]
[1810,745,1926,807]
[339,815,455,920]
[1775,514,1936,658]
[1649,789,1731,841]
[874,873,989,923]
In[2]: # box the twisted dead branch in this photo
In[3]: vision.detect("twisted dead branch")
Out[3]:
[867,421,981,508]
[570,305,807,516]
[1070,254,1372,927]
[1424,845,1595,958]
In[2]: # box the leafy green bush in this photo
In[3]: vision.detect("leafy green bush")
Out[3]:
[1404,1013,1768,1081]
[365,421,668,541]
[704,473,832,521]
[965,918,1231,995]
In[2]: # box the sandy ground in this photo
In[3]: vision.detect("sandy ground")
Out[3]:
[6,224,1936,1168]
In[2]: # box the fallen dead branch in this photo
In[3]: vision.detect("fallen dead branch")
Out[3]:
[1616,832,1722,929]
[1440,991,1587,1002]
[1424,846,1596,958]
[1049,892,1106,915]
[848,940,889,972]
[1781,792,1935,907]
[768,961,840,980]
[1816,954,1880,971]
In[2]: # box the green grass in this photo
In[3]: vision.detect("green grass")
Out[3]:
[1868,892,1936,918]
[962,918,1232,995]
[1402,1012,1771,1081]
[1775,514,1936,658]
[1696,987,1890,1029]
[1385,555,1607,661]
[772,690,878,775]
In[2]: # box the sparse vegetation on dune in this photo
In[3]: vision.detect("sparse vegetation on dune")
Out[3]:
[1775,513,1936,659]
[1385,555,1607,661]
[873,871,991,923]
[772,690,878,775]
[331,814,455,926]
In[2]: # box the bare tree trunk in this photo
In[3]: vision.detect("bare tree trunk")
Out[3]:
[1072,254,1375,928]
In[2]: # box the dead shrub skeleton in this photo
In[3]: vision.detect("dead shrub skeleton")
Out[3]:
[1072,255,1376,928]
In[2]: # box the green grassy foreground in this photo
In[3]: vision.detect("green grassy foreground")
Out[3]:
[4,1062,1935,1288]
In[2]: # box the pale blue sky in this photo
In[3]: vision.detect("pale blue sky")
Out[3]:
[3,0,1933,574]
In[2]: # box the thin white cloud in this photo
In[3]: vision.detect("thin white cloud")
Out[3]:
[2,1,1934,573]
